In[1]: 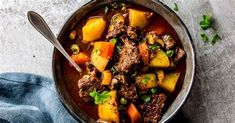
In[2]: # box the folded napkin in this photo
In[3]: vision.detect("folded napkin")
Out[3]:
[0,73,77,123]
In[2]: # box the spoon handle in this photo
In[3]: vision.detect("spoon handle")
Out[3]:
[27,11,82,73]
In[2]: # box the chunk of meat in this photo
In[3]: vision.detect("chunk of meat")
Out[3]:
[77,63,104,102]
[173,47,186,63]
[119,84,138,102]
[139,94,167,123]
[106,21,127,39]
[162,35,176,50]
[115,37,140,73]
[109,74,128,89]
[127,26,138,40]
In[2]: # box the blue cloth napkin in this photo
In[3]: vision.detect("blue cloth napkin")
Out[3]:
[0,73,77,123]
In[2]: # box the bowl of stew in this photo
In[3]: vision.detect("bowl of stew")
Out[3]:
[52,0,195,122]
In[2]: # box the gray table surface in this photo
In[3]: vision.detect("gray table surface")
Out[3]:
[0,0,235,123]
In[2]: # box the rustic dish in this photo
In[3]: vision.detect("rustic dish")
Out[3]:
[52,0,195,122]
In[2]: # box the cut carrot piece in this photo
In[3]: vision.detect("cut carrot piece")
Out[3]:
[71,52,90,64]
[127,103,141,123]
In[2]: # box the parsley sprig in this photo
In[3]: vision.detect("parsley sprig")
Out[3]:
[90,90,110,104]
[199,14,221,45]
[142,75,150,84]
[173,3,179,12]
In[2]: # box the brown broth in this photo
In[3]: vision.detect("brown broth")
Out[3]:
[62,2,186,121]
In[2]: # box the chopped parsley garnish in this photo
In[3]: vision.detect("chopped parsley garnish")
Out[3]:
[200,15,212,30]
[95,49,101,55]
[121,3,127,11]
[166,50,174,57]
[173,3,179,12]
[104,6,109,14]
[141,95,151,103]
[111,2,119,9]
[150,88,157,94]
[110,66,117,74]
[149,44,160,51]
[89,90,110,105]
[116,45,122,52]
[200,32,209,42]
[211,33,220,45]
[131,71,137,78]
[142,75,150,84]
[110,38,117,44]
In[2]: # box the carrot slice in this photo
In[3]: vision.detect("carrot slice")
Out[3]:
[127,103,141,123]
[71,52,90,64]
[94,42,115,59]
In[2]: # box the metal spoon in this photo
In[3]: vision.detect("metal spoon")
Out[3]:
[27,11,82,73]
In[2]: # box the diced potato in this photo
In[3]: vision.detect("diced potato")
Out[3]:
[150,49,170,68]
[98,90,119,123]
[156,70,164,83]
[129,9,150,28]
[91,42,115,72]
[101,70,112,85]
[146,33,155,45]
[158,72,180,92]
[82,17,106,43]
[136,73,157,90]
[127,103,141,123]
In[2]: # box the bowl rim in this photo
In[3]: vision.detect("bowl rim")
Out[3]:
[52,0,195,122]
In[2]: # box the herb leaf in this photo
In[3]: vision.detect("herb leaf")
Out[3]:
[200,32,209,42]
[110,38,117,44]
[104,6,109,14]
[141,95,151,103]
[200,15,212,30]
[150,88,157,94]
[173,3,178,12]
[166,50,174,57]
[110,66,117,74]
[149,44,160,51]
[90,90,110,104]
[131,71,137,78]
[211,33,220,45]
[142,75,150,84]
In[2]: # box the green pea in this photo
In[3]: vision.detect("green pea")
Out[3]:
[120,97,128,105]
[71,44,80,54]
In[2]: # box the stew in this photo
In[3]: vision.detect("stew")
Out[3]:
[62,2,186,123]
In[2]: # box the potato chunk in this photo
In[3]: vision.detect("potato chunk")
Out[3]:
[158,72,180,92]
[82,17,106,43]
[98,90,119,122]
[136,73,157,90]
[101,70,112,85]
[129,9,151,28]
[150,49,170,68]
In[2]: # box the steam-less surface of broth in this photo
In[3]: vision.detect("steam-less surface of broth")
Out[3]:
[62,2,186,122]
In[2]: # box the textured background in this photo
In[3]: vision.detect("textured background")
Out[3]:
[0,0,235,123]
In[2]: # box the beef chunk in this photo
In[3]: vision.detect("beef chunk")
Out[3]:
[162,35,176,50]
[173,47,186,63]
[77,64,104,102]
[127,26,138,40]
[139,94,167,123]
[106,21,127,39]
[115,37,140,73]
[119,84,138,102]
[109,74,128,89]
